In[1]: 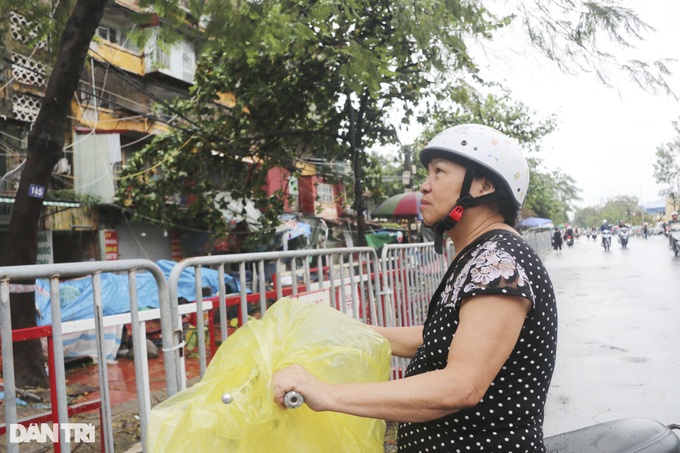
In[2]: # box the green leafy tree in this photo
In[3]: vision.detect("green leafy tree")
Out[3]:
[573,206,602,229]
[364,152,406,205]
[119,0,671,246]
[527,168,581,223]
[654,119,680,211]
[120,0,508,246]
[574,194,645,228]
[600,195,640,226]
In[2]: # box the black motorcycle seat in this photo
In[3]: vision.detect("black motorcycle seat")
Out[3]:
[545,417,680,453]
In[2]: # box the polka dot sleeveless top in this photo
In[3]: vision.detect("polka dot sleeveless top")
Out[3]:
[398,230,558,452]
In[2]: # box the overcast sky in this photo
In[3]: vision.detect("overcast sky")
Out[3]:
[388,1,680,211]
[478,0,680,209]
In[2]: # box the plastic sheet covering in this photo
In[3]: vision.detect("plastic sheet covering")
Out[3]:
[147,298,392,452]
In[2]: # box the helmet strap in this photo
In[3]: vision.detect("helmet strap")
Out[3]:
[433,164,475,254]
[433,164,508,254]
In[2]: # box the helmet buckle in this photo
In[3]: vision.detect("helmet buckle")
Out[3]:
[448,205,464,222]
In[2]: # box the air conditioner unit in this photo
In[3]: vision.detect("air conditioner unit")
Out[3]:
[53,157,71,175]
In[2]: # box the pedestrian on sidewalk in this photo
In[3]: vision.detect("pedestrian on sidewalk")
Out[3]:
[552,227,563,252]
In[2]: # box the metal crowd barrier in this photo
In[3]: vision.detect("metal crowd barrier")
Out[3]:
[0,260,170,453]
[166,246,383,392]
[1,234,553,452]
[522,230,553,260]
[380,241,454,378]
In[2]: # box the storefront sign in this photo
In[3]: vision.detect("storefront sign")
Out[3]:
[103,230,119,260]
[37,230,53,264]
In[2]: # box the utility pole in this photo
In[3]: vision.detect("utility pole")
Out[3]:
[401,144,420,241]
[402,145,417,192]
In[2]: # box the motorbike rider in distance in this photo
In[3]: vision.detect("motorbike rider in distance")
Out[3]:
[600,219,612,250]
[618,223,629,248]
[564,226,575,247]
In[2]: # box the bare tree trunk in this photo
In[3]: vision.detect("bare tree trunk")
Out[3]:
[6,0,107,388]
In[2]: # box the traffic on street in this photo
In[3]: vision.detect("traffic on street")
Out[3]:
[542,231,680,436]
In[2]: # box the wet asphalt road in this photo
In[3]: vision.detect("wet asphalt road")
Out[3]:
[541,232,680,436]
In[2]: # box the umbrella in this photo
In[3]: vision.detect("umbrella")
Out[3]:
[372,191,423,218]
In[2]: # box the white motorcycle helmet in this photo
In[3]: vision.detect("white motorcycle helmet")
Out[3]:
[420,124,530,253]
[420,123,530,208]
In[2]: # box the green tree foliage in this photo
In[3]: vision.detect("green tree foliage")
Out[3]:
[511,1,674,96]
[364,152,407,203]
[573,194,642,227]
[120,0,511,245]
[523,167,581,224]
[653,119,680,210]
[118,0,672,245]
[573,206,602,229]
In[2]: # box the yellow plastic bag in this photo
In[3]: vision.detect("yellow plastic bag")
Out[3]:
[147,298,392,453]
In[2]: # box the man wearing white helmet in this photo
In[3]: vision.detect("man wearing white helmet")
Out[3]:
[600,219,612,248]
[273,124,558,453]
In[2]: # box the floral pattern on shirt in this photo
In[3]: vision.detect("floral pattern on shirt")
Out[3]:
[443,237,534,309]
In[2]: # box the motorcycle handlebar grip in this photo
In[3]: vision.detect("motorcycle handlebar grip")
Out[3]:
[284,391,305,409]
[221,391,305,409]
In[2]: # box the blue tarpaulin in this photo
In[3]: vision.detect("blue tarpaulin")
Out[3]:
[35,260,241,326]
[517,217,553,228]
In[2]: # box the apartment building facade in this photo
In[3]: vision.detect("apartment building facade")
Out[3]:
[0,0,351,265]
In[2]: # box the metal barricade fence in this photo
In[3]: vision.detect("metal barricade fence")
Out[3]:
[379,242,454,378]
[0,260,171,453]
[166,247,384,392]
[522,230,553,260]
[1,235,549,452]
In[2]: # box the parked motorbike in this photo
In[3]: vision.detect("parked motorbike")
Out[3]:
[601,229,612,251]
[545,417,680,453]
[618,227,629,249]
